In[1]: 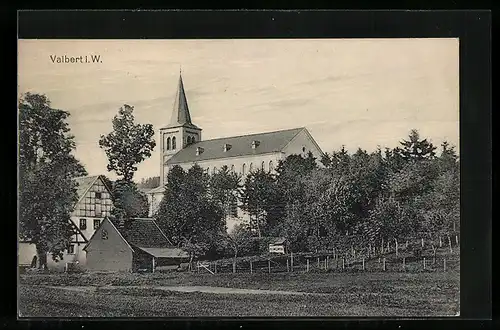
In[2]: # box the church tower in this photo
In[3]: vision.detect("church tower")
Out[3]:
[159,72,202,187]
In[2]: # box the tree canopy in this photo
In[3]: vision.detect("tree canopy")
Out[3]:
[18,92,87,268]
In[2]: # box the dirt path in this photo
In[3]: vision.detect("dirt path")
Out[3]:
[44,285,328,296]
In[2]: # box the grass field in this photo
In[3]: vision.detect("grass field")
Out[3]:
[18,269,459,317]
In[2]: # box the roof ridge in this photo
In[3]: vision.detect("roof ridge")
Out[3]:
[192,127,305,144]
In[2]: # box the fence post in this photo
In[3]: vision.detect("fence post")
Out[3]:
[403,257,406,271]
[250,261,253,274]
[306,259,310,272]
[368,244,371,258]
[455,235,459,246]
[317,257,320,268]
[342,258,345,270]
[423,258,426,270]
[448,236,453,253]
[421,238,424,248]
[406,240,408,249]
[233,261,236,274]
[362,258,365,271]
[268,260,271,274]
[326,256,329,270]
[383,258,386,271]
[444,258,447,272]
[291,253,294,272]
[286,259,290,272]
[439,236,443,248]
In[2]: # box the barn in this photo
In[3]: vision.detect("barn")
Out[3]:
[83,216,189,272]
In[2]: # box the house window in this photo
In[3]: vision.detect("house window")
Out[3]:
[192,136,196,143]
[93,219,101,230]
[101,229,108,240]
[172,137,177,149]
[95,192,102,199]
[187,136,192,145]
[67,244,75,254]
[79,218,87,230]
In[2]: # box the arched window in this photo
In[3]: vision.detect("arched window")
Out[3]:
[213,167,217,174]
[172,136,177,150]
[261,161,265,170]
[242,163,246,175]
[166,137,171,150]
[249,163,253,172]
[269,160,274,172]
[192,136,196,143]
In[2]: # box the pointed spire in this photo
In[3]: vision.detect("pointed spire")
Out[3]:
[169,71,192,126]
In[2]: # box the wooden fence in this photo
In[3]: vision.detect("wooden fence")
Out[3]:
[193,234,459,275]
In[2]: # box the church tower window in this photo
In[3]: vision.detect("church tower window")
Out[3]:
[249,163,253,172]
[269,160,274,172]
[242,163,246,175]
[261,161,265,170]
[172,137,177,150]
[166,137,171,150]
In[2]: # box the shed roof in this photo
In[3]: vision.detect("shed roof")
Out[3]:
[137,247,189,258]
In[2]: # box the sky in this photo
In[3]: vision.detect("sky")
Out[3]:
[18,39,459,181]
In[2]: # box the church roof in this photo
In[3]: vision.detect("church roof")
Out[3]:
[162,74,200,130]
[167,127,305,165]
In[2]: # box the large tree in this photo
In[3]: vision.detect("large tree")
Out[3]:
[99,104,156,182]
[99,104,155,222]
[156,165,225,261]
[209,165,242,225]
[19,92,87,269]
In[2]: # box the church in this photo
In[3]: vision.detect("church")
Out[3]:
[146,73,324,232]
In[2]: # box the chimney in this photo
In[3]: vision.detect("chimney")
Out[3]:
[196,147,205,156]
[251,140,260,149]
[223,143,232,152]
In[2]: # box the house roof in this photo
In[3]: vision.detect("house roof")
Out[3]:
[73,175,112,205]
[270,237,287,245]
[137,247,189,258]
[146,186,165,195]
[110,217,173,248]
[167,127,305,165]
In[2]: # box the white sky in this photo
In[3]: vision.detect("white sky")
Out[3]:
[18,39,459,181]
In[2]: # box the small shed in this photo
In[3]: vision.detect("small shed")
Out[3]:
[268,237,288,254]
[84,217,189,272]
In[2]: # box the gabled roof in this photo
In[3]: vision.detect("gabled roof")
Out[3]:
[162,73,200,130]
[167,127,305,165]
[72,175,112,207]
[110,217,173,248]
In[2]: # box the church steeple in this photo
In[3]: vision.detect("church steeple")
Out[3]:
[169,73,192,126]
[159,71,202,187]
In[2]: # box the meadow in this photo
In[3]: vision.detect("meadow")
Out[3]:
[19,268,459,317]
